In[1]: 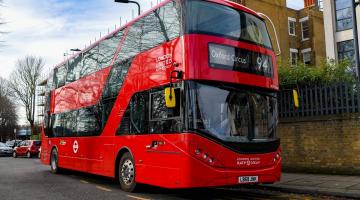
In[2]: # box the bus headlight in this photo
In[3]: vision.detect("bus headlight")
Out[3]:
[274,152,281,162]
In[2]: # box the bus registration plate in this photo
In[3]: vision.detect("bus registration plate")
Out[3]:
[239,176,258,183]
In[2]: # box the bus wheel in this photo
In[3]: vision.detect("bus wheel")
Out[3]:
[26,151,31,158]
[50,149,61,174]
[118,152,137,192]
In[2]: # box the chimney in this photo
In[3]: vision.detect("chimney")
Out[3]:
[304,0,316,8]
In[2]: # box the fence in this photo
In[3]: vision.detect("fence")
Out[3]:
[279,82,360,118]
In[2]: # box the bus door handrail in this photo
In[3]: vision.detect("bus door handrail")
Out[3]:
[257,12,281,56]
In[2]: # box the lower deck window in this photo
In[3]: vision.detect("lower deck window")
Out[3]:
[117,86,183,135]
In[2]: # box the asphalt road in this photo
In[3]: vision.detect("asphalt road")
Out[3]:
[0,157,348,200]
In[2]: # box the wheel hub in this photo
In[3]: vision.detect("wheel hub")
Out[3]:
[121,159,134,185]
[51,154,57,170]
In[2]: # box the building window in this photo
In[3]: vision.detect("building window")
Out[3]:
[300,17,310,41]
[301,48,312,65]
[288,17,296,36]
[337,40,354,62]
[335,0,353,32]
[290,49,298,66]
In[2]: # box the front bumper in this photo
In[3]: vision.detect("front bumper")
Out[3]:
[0,150,13,156]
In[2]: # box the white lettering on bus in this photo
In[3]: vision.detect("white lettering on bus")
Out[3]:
[156,54,173,71]
[210,49,248,65]
[236,157,261,166]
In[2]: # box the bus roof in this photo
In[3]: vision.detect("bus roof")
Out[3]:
[53,0,262,70]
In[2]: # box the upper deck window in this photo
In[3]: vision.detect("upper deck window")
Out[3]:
[115,0,180,63]
[185,0,273,49]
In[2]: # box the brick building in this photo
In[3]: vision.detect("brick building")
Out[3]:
[233,0,326,67]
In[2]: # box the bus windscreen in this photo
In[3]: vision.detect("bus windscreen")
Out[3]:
[186,0,273,49]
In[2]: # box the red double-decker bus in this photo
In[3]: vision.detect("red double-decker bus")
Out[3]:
[41,0,280,192]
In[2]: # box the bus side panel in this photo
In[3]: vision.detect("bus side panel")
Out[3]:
[113,135,184,188]
[131,133,281,188]
[40,127,50,165]
[102,137,115,177]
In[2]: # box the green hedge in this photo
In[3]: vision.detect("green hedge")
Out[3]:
[30,134,41,140]
[279,59,356,86]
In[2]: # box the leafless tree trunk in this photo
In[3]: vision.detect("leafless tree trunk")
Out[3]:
[9,56,45,135]
[0,77,17,141]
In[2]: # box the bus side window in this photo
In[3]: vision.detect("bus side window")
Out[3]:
[76,106,101,137]
[64,111,77,137]
[140,0,180,52]
[130,92,149,133]
[52,114,65,137]
[102,59,133,100]
[80,46,100,78]
[149,88,182,134]
[100,99,115,129]
[66,55,82,83]
[115,21,142,63]
[56,65,67,88]
[117,92,149,135]
[98,29,125,69]
[53,69,58,89]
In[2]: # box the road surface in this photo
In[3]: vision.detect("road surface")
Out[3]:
[0,157,347,200]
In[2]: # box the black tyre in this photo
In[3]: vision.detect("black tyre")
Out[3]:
[118,152,137,192]
[50,149,61,174]
[13,151,17,158]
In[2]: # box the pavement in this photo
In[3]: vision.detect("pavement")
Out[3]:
[262,173,360,199]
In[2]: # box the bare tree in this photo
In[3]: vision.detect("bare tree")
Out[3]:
[9,56,45,135]
[0,77,17,142]
[0,76,10,96]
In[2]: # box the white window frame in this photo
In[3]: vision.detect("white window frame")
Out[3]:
[288,17,296,36]
[301,48,312,64]
[300,17,310,41]
[290,48,298,66]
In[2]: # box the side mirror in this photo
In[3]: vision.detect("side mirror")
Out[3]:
[164,87,176,108]
[258,13,281,56]
[292,89,300,108]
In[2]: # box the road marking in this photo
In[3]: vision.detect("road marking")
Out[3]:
[96,185,112,192]
[127,195,151,200]
[80,180,89,184]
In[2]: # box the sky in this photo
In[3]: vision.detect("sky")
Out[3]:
[0,0,303,124]
[0,0,304,79]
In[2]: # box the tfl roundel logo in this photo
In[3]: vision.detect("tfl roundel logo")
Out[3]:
[73,140,79,154]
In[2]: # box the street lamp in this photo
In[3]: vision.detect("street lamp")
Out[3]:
[64,48,82,57]
[352,0,360,81]
[114,0,141,16]
[70,48,81,52]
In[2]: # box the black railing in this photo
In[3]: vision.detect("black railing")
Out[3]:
[279,82,360,118]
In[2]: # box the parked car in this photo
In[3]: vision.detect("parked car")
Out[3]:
[0,142,13,156]
[5,140,22,149]
[13,140,41,158]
